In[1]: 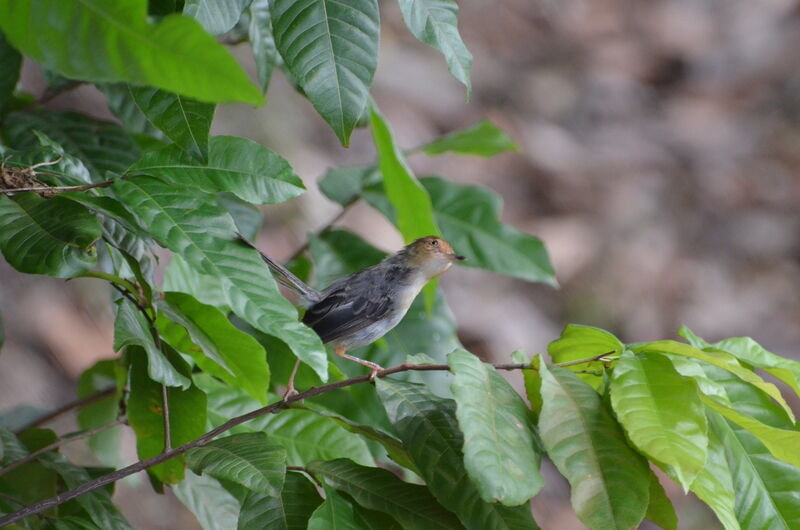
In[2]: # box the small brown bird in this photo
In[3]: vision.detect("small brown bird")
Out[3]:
[242,235,465,392]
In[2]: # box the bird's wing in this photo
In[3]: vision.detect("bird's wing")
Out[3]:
[302,267,395,345]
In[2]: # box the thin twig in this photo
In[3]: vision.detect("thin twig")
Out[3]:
[14,388,116,434]
[161,385,171,451]
[0,418,127,477]
[0,180,114,195]
[0,353,613,526]
[556,351,615,368]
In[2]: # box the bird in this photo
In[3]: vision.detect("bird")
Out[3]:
[240,235,465,394]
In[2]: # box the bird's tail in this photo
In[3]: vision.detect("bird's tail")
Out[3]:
[237,234,321,304]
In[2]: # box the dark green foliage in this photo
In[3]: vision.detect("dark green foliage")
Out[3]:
[0,3,796,530]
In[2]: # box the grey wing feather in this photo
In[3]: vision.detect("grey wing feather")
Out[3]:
[303,267,395,344]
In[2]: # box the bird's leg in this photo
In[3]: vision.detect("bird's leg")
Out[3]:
[283,358,301,401]
[335,345,383,382]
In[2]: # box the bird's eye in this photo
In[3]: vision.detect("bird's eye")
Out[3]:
[430,240,439,247]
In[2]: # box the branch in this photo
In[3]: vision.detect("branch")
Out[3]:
[0,353,610,526]
[0,179,115,195]
[0,418,127,477]
[14,388,116,434]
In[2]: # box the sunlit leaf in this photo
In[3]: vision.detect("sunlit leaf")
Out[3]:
[683,426,739,530]
[609,351,707,490]
[420,120,516,157]
[548,324,621,389]
[449,349,542,506]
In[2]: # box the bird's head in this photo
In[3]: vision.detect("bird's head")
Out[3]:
[403,236,466,278]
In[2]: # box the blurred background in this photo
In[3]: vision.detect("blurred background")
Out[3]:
[2,0,800,527]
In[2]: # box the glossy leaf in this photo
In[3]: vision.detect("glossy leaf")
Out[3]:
[633,340,794,421]
[114,298,190,388]
[76,360,122,466]
[38,452,131,529]
[397,0,472,94]
[548,324,622,389]
[702,363,800,529]
[513,351,543,419]
[318,164,381,205]
[184,0,250,35]
[0,29,22,112]
[0,0,263,104]
[644,471,678,530]
[0,194,101,278]
[308,483,361,530]
[113,176,328,380]
[3,131,94,187]
[128,136,305,205]
[127,351,207,483]
[249,0,278,92]
[609,351,707,490]
[197,375,374,466]
[172,470,240,530]
[420,120,516,157]
[188,432,287,496]
[272,0,380,146]
[4,110,139,175]
[218,193,263,241]
[163,254,230,311]
[449,349,542,506]
[238,471,322,530]
[99,83,164,139]
[377,378,540,529]
[158,291,269,403]
[539,364,650,530]
[308,459,461,529]
[684,426,739,530]
[128,86,215,161]
[370,105,439,243]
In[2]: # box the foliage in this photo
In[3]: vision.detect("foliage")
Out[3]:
[0,2,798,529]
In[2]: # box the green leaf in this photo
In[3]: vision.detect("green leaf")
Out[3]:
[127,350,207,483]
[4,110,139,176]
[632,340,794,422]
[198,375,374,467]
[420,120,516,157]
[369,105,439,307]
[157,291,270,403]
[238,471,323,530]
[448,349,542,506]
[0,194,101,278]
[271,0,379,146]
[183,0,250,35]
[369,105,439,243]
[644,471,678,530]
[397,0,472,94]
[423,176,556,285]
[609,351,707,490]
[163,254,230,311]
[218,193,263,241]
[37,452,131,529]
[704,331,800,401]
[307,230,385,289]
[308,459,461,529]
[114,298,190,388]
[0,427,30,465]
[0,428,58,506]
[99,83,164,138]
[249,0,279,92]
[701,363,800,529]
[684,425,739,530]
[0,0,263,104]
[308,483,361,530]
[318,164,381,205]
[77,360,122,466]
[0,29,22,113]
[539,363,650,530]
[351,503,404,530]
[188,432,286,496]
[548,324,622,389]
[376,378,540,529]
[172,470,240,530]
[128,136,305,204]
[128,86,215,161]
[113,176,328,380]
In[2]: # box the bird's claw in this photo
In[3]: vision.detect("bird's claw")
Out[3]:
[368,364,383,383]
[282,387,300,402]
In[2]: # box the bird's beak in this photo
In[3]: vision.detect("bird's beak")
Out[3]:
[450,253,467,261]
